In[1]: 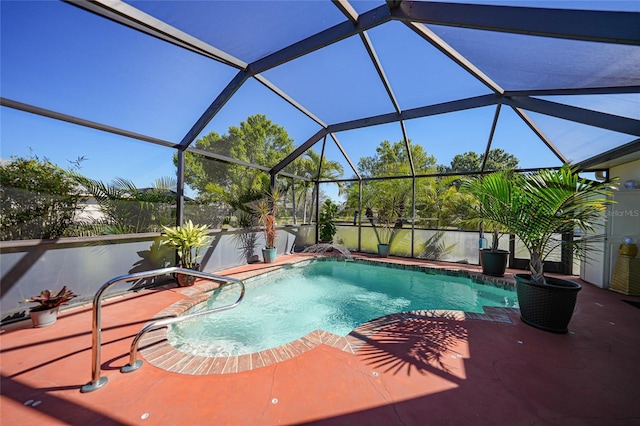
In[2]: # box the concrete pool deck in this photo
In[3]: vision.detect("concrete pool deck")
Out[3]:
[2,253,640,425]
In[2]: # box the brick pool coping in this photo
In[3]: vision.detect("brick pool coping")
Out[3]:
[138,256,520,375]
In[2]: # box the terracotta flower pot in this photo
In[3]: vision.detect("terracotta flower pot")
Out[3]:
[176,264,200,287]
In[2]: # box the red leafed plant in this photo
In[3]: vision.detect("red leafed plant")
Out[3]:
[264,214,276,249]
[255,189,281,249]
[21,286,77,312]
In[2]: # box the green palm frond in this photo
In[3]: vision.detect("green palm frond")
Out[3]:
[160,220,212,269]
[461,165,617,283]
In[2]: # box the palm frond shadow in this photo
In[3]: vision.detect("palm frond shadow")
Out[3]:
[418,231,455,261]
[350,312,468,380]
[232,230,259,264]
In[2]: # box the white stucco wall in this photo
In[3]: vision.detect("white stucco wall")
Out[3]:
[606,160,640,287]
[582,159,640,287]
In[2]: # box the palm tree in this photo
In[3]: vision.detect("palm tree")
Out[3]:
[461,167,616,284]
[69,173,177,234]
[294,150,344,223]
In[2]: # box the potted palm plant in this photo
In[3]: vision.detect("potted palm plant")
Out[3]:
[255,189,281,263]
[461,172,513,277]
[160,220,212,286]
[366,193,404,257]
[463,166,616,333]
[21,286,77,327]
[479,227,510,277]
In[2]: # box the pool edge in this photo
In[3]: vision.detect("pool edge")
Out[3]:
[139,255,520,376]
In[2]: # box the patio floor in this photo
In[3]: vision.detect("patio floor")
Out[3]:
[2,254,639,425]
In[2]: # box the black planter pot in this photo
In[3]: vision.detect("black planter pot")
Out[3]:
[479,249,509,277]
[515,274,581,334]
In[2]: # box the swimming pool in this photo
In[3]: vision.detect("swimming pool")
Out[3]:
[167,260,517,357]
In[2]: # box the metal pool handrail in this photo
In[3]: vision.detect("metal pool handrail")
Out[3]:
[120,278,245,375]
[80,267,245,393]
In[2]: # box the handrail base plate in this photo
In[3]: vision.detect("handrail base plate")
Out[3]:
[80,377,108,393]
[121,360,143,373]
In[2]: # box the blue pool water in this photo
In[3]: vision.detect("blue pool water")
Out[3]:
[168,260,517,357]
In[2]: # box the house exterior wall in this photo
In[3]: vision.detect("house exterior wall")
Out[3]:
[605,160,640,287]
[581,159,640,288]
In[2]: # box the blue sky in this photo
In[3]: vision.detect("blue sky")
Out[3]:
[2,1,638,200]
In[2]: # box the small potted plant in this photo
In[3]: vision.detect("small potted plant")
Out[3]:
[21,286,77,327]
[366,194,404,257]
[463,166,616,333]
[254,189,281,263]
[161,220,212,286]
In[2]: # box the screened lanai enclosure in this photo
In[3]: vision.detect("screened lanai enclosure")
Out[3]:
[1,1,639,317]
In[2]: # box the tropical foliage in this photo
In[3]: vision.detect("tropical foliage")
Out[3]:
[318,199,339,242]
[344,140,477,231]
[460,171,516,251]
[21,286,77,312]
[285,150,344,224]
[253,189,281,249]
[441,148,519,174]
[461,166,617,283]
[160,220,212,269]
[68,174,177,235]
[366,188,405,245]
[0,156,84,240]
[2,117,523,244]
[180,115,293,205]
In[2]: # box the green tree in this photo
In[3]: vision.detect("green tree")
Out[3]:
[435,149,520,225]
[416,175,476,228]
[444,148,519,173]
[345,140,436,217]
[295,150,344,223]
[0,156,84,240]
[345,140,478,230]
[357,140,437,177]
[180,114,294,206]
[318,199,339,242]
